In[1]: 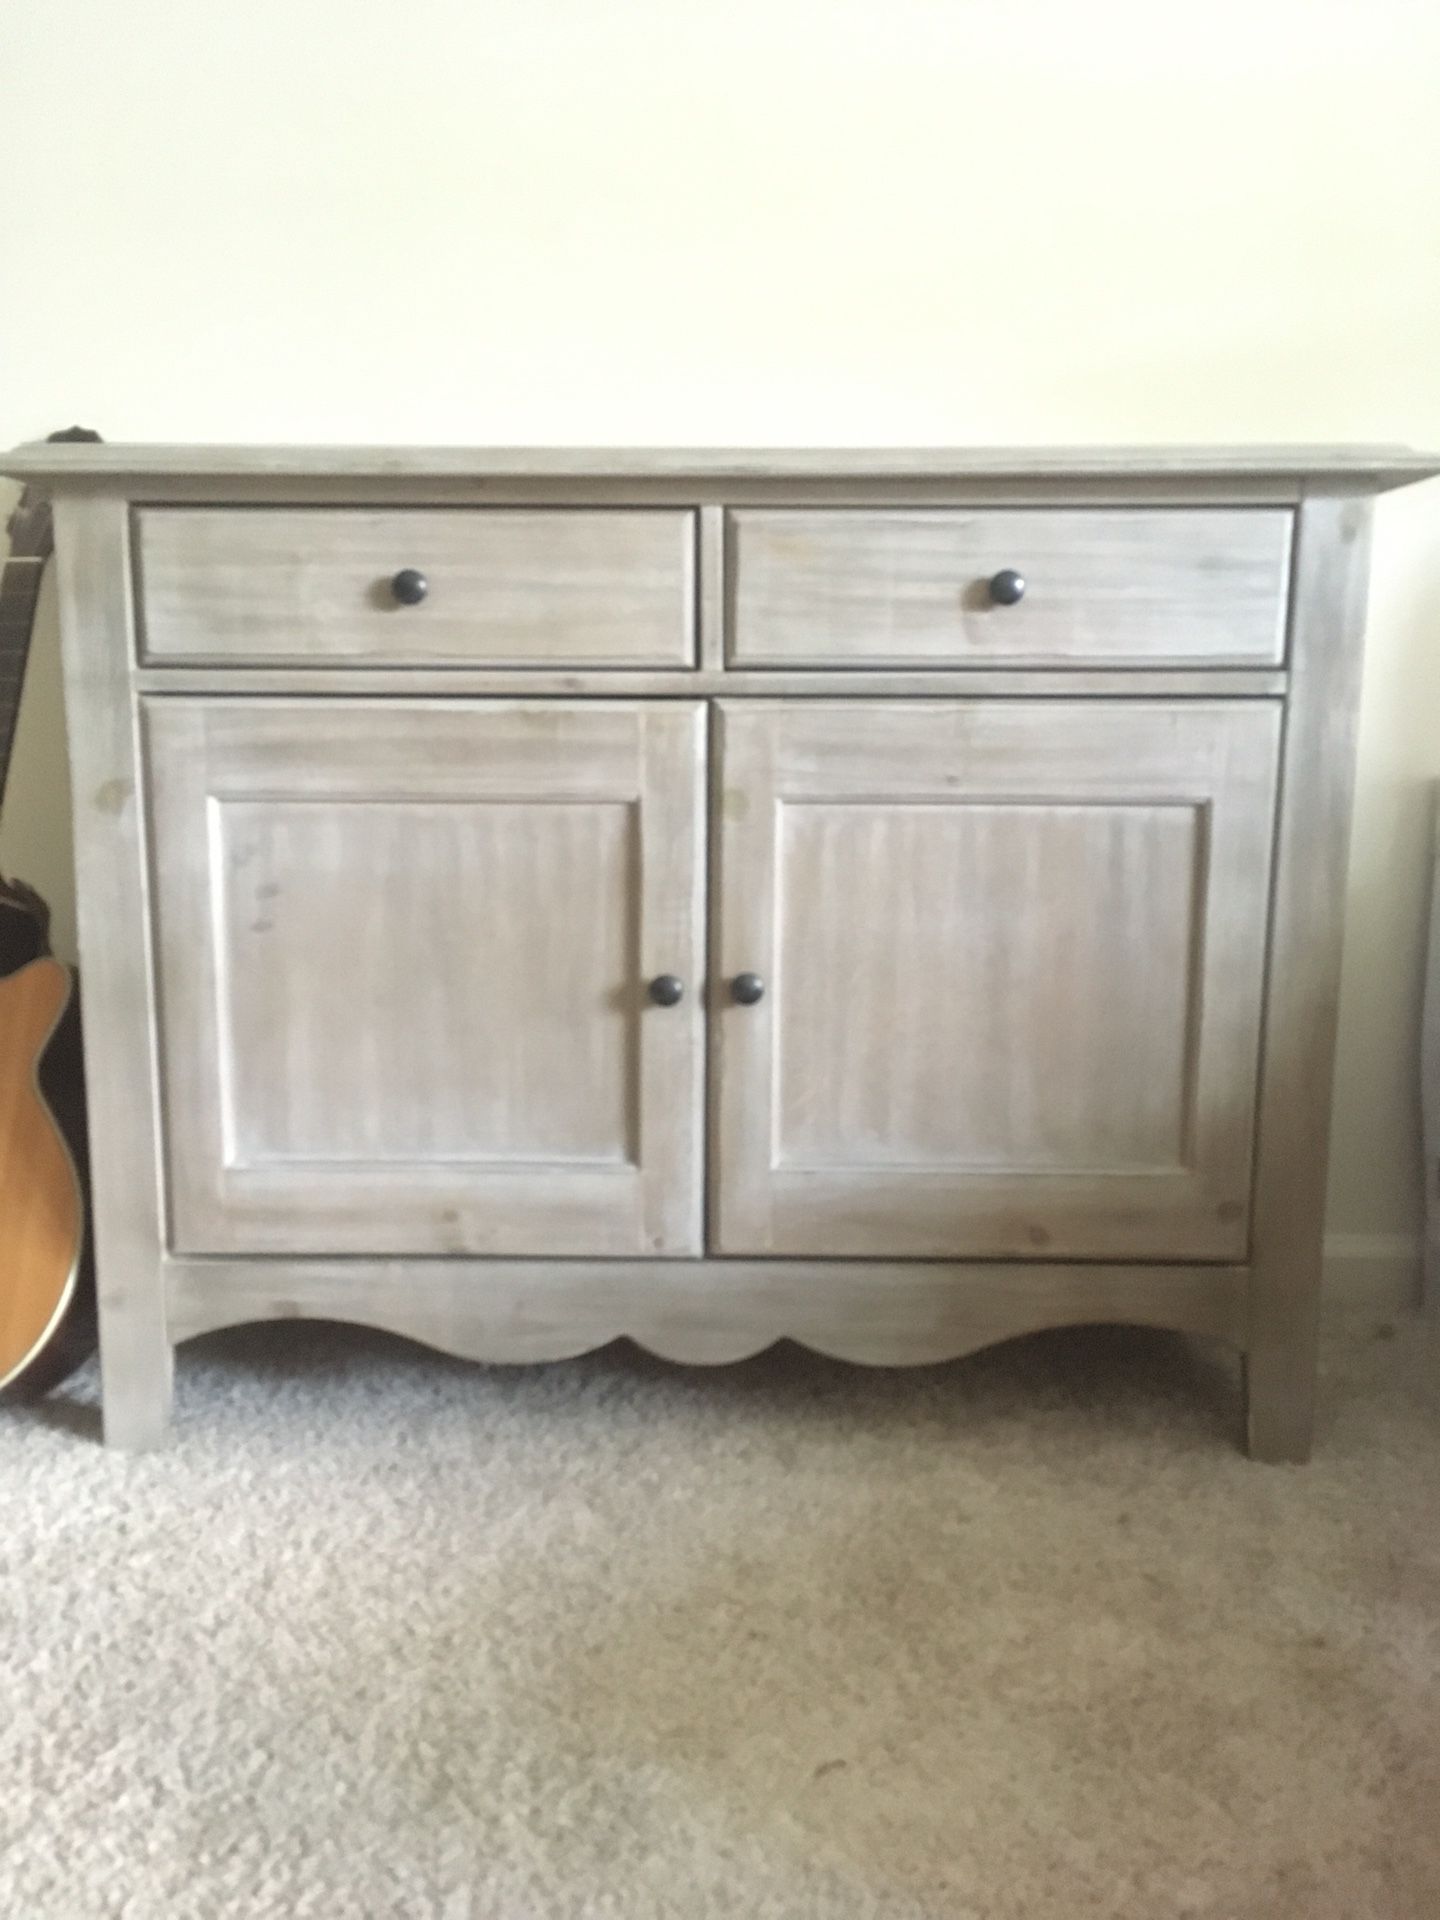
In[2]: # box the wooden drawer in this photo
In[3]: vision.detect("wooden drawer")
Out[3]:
[135,507,697,666]
[727,507,1292,668]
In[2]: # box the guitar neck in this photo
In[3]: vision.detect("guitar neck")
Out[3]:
[1,430,101,822]
[0,553,48,819]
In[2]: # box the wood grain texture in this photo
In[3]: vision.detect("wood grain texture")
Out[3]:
[1246,494,1374,1462]
[132,665,1291,699]
[0,961,83,1391]
[697,504,726,673]
[51,494,172,1449]
[1422,782,1440,1310]
[136,507,696,666]
[32,444,1426,1454]
[28,477,1327,513]
[714,700,1280,1259]
[144,699,706,1257]
[6,442,1438,487]
[164,1255,1250,1364]
[728,508,1292,667]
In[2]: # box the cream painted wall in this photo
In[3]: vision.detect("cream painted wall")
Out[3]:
[2,0,1438,1278]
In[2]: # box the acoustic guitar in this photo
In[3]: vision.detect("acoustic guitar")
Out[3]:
[0,428,100,1398]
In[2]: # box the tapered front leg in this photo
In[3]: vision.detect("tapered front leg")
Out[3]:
[52,495,173,1452]
[1244,1331,1316,1465]
[99,1287,173,1451]
[1245,493,1373,1465]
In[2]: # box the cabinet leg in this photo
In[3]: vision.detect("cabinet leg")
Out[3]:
[98,1282,174,1452]
[1243,1338,1316,1464]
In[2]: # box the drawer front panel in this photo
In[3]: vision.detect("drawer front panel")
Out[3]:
[728,508,1292,667]
[136,507,697,666]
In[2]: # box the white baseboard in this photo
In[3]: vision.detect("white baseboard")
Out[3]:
[1322,1232,1422,1310]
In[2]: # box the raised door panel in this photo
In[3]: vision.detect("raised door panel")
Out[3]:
[145,699,705,1256]
[713,701,1281,1258]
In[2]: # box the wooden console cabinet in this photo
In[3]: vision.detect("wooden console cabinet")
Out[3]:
[5,443,1435,1456]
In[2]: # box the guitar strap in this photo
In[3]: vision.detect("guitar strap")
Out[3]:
[0,876,50,975]
[2,425,102,799]
[0,428,101,964]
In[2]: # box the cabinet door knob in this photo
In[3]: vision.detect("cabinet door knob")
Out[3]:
[987,567,1026,606]
[390,567,429,606]
[648,974,685,1007]
[731,972,765,1006]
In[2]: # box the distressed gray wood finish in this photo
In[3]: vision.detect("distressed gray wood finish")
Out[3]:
[6,443,1437,488]
[1422,783,1440,1311]
[728,508,1292,667]
[144,699,706,1257]
[8,442,1433,1455]
[131,665,1292,699]
[1246,494,1376,1461]
[713,701,1280,1258]
[136,507,696,666]
[166,1257,1250,1363]
[50,498,172,1448]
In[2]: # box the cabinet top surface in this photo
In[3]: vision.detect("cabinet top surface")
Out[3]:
[4,441,1439,490]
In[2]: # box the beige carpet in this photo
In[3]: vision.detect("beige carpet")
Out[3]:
[2,1309,1438,1920]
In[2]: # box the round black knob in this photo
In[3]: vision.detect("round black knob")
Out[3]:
[390,568,429,606]
[731,972,765,1006]
[648,974,684,1007]
[987,568,1026,606]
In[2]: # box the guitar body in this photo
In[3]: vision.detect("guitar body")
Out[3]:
[0,957,93,1397]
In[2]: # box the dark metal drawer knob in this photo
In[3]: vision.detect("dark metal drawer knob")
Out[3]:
[987,568,1026,606]
[390,567,429,606]
[731,972,765,1006]
[648,974,685,1007]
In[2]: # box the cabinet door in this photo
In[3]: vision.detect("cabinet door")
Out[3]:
[146,699,705,1256]
[713,701,1280,1260]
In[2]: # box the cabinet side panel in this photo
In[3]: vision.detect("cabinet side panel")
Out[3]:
[52,494,171,1449]
[1247,492,1374,1461]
